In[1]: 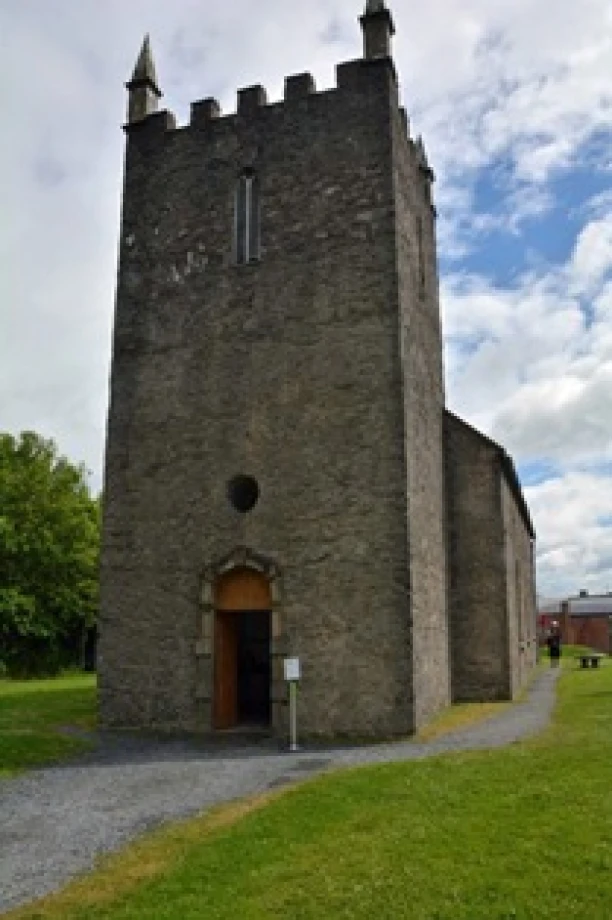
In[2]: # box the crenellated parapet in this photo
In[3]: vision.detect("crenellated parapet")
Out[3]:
[185,71,318,130]
[122,2,435,211]
[124,2,403,139]
[126,58,399,138]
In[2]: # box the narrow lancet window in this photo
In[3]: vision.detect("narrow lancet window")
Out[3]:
[235,169,260,264]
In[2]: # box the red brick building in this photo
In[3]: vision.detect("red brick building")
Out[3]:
[538,593,612,654]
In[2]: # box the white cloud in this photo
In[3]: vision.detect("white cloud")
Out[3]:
[443,203,612,594]
[527,473,612,596]
[444,225,612,464]
[570,215,612,294]
[408,0,612,256]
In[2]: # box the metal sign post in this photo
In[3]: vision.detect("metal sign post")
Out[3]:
[289,681,298,752]
[283,657,301,752]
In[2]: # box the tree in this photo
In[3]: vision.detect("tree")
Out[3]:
[0,431,100,676]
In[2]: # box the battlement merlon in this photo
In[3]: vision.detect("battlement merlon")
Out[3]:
[412,135,437,216]
[415,135,435,183]
[285,73,317,103]
[238,85,268,116]
[190,97,222,127]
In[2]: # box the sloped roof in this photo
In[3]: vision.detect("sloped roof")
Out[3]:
[540,596,612,616]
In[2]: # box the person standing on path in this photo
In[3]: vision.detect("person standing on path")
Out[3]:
[547,621,562,667]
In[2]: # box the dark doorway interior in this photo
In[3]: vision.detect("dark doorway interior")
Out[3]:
[236,611,271,726]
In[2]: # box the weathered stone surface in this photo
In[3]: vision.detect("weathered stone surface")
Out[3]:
[501,475,538,694]
[444,411,537,702]
[393,109,450,728]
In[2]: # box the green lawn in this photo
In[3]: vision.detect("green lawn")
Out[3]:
[0,673,96,778]
[5,659,612,920]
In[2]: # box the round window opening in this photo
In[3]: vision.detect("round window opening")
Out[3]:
[227,475,260,513]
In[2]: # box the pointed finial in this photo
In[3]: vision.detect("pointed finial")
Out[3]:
[125,34,162,126]
[129,34,159,90]
[360,1,395,60]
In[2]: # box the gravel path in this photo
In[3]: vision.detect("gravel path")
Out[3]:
[0,667,560,913]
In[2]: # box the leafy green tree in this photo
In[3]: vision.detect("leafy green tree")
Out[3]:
[0,431,100,676]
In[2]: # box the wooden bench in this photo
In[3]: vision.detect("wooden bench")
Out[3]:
[577,654,605,669]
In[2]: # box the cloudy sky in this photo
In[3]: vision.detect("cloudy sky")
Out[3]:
[2,0,612,599]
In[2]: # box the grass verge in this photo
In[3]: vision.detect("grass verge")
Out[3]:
[4,658,612,919]
[415,650,555,742]
[414,699,513,741]
[0,673,96,778]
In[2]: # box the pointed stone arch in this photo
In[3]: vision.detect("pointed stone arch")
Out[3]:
[196,547,286,732]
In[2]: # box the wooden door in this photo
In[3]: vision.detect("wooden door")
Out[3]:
[214,613,238,729]
[213,568,271,730]
[215,568,271,611]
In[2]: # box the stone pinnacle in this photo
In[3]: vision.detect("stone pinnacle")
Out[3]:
[129,33,159,90]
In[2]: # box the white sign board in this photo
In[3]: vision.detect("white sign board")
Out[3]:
[284,657,301,683]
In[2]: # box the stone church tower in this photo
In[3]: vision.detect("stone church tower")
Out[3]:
[98,3,537,738]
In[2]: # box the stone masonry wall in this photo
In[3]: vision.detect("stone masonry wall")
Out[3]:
[501,477,537,696]
[444,412,510,701]
[393,112,450,728]
[99,58,416,737]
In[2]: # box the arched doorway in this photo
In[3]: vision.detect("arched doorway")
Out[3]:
[214,567,272,730]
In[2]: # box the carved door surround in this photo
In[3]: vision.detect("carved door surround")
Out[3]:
[197,547,286,733]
